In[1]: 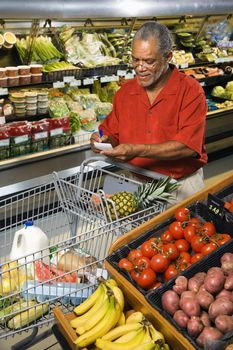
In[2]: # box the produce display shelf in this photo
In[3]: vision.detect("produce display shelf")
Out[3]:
[105,170,233,350]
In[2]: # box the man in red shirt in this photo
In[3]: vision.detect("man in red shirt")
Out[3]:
[90,21,208,202]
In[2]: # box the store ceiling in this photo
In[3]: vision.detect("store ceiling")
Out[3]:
[0,0,232,19]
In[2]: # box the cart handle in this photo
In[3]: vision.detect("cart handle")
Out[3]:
[79,156,176,182]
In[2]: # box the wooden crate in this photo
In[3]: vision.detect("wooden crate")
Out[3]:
[105,171,233,350]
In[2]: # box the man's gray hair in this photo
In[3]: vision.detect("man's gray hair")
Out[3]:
[133,21,173,57]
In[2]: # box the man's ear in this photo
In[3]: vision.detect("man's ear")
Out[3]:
[167,51,173,62]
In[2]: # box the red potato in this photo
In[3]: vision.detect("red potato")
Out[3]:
[215,314,233,333]
[225,273,233,290]
[207,267,223,276]
[221,253,233,275]
[188,272,206,293]
[196,327,223,347]
[196,290,214,310]
[180,297,200,317]
[173,310,189,328]
[187,316,204,337]
[162,290,180,315]
[204,269,225,294]
[216,289,233,302]
[208,297,233,320]
[173,276,188,295]
[180,291,196,301]
[198,284,207,293]
[200,311,211,327]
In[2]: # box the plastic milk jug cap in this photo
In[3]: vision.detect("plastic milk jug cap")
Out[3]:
[25,220,33,227]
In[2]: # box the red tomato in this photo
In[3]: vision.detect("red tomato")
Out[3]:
[134,256,151,271]
[179,251,191,264]
[118,258,134,271]
[175,239,190,252]
[164,264,178,281]
[169,221,184,239]
[191,235,206,253]
[201,242,218,256]
[141,240,158,258]
[161,230,174,243]
[136,268,157,289]
[190,253,204,264]
[127,249,143,263]
[150,254,170,273]
[175,207,190,222]
[216,233,231,246]
[179,261,191,271]
[163,243,179,260]
[188,217,201,227]
[130,269,140,283]
[183,225,197,243]
[200,222,216,236]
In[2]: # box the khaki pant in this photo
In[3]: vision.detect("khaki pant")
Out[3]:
[168,168,205,206]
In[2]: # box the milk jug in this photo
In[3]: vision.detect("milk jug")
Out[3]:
[10,221,50,265]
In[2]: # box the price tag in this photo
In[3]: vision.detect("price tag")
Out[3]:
[63,76,75,83]
[0,138,9,146]
[207,193,225,218]
[0,116,6,125]
[117,70,127,76]
[70,79,81,87]
[125,73,134,80]
[100,76,111,83]
[53,81,65,88]
[83,78,94,85]
[111,75,119,82]
[180,63,189,69]
[50,128,63,136]
[0,88,8,96]
[200,81,206,87]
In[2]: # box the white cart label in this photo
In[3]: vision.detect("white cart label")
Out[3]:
[14,135,29,144]
[50,128,63,136]
[0,138,10,146]
[34,131,48,140]
[0,88,8,96]
[53,81,65,88]
[63,76,75,83]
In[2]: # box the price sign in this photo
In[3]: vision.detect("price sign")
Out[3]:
[180,63,189,69]
[63,76,75,83]
[111,75,119,82]
[0,88,8,96]
[207,193,225,218]
[83,78,94,85]
[125,73,134,80]
[200,81,206,87]
[117,70,127,76]
[53,81,65,88]
[70,79,81,87]
[0,116,6,125]
[100,76,111,83]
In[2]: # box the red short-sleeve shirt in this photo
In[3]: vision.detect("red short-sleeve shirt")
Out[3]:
[100,65,208,180]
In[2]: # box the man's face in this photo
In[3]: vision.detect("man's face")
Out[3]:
[132,38,169,89]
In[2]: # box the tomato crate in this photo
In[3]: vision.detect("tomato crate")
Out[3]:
[146,239,233,350]
[106,201,233,296]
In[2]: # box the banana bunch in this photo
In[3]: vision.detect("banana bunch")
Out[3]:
[71,279,124,348]
[95,310,169,350]
[70,278,169,350]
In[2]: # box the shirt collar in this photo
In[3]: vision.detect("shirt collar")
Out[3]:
[129,64,182,96]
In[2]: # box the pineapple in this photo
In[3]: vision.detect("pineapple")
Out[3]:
[105,177,179,220]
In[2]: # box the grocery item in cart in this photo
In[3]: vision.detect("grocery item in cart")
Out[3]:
[9,220,50,265]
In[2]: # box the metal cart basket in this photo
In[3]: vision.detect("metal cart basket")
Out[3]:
[53,156,167,236]
[0,157,168,347]
[0,177,131,347]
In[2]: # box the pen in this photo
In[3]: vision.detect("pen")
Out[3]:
[99,129,103,139]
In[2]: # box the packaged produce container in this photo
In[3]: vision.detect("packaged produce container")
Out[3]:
[17,65,30,75]
[31,73,42,83]
[0,67,6,78]
[9,121,31,157]
[49,117,71,149]
[7,76,19,87]
[30,64,42,74]
[0,77,8,87]
[31,120,49,152]
[6,66,18,77]
[19,74,31,85]
[0,125,10,160]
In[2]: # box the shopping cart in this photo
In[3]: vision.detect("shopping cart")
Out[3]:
[0,178,130,348]
[0,157,169,348]
[53,156,168,236]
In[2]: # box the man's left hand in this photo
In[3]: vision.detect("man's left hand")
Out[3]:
[100,144,137,161]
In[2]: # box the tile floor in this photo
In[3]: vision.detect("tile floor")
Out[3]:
[0,153,233,350]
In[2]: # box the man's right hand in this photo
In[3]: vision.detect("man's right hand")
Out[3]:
[90,132,110,153]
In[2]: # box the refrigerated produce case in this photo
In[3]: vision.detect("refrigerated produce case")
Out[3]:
[0,0,233,188]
